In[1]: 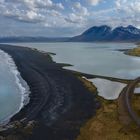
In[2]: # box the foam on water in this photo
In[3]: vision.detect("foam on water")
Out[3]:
[0,49,30,125]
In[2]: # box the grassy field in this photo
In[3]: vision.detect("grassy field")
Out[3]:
[77,77,140,140]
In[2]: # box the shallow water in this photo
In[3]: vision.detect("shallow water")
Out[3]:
[0,49,30,125]
[87,78,126,100]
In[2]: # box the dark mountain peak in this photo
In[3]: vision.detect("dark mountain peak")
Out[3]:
[84,25,110,30]
[97,25,112,31]
[113,25,140,35]
[113,26,126,32]
[71,25,140,42]
[82,25,111,35]
[114,26,123,29]
[126,25,140,34]
[127,25,136,29]
[92,25,111,30]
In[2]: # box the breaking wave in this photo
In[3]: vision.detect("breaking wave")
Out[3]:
[0,49,30,125]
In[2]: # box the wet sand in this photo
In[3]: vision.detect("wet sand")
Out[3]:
[0,44,98,140]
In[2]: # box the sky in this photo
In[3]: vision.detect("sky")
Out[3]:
[0,0,140,37]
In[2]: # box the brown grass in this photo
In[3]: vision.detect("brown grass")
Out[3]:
[126,43,140,57]
[77,77,140,140]
[132,94,140,117]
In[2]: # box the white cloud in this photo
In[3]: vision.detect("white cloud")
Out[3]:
[115,0,140,27]
[26,11,38,19]
[55,3,64,10]
[0,0,140,37]
[65,2,89,26]
[72,2,89,16]
[85,0,140,28]
[0,0,64,25]
[88,0,101,6]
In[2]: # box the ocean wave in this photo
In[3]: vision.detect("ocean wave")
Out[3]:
[0,49,30,125]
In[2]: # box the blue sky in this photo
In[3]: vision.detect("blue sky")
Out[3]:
[0,0,139,37]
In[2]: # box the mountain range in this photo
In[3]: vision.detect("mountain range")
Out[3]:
[0,25,140,42]
[70,25,140,42]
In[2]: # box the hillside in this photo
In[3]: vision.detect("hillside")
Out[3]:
[70,25,140,42]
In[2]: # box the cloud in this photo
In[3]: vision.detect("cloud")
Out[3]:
[88,0,101,5]
[115,0,140,27]
[72,2,89,16]
[0,1,89,27]
[0,0,140,37]
[65,2,89,26]
[115,0,140,13]
[85,0,140,28]
[0,0,64,25]
[87,0,140,28]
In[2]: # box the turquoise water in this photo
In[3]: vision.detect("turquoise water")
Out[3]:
[0,49,30,125]
[13,42,139,79]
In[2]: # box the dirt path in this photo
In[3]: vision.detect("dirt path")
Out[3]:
[118,77,140,126]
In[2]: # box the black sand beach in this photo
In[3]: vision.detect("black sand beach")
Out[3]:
[0,44,98,140]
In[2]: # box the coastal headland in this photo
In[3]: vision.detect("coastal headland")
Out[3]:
[76,42,140,140]
[0,44,98,140]
[1,43,140,140]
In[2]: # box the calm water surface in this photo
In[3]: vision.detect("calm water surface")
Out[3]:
[13,42,139,79]
[10,42,140,100]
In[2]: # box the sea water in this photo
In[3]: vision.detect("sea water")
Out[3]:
[0,49,30,125]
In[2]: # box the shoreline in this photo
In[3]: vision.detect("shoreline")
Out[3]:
[1,43,140,139]
[124,42,140,57]
[0,44,98,140]
[0,49,30,125]
[0,43,133,124]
